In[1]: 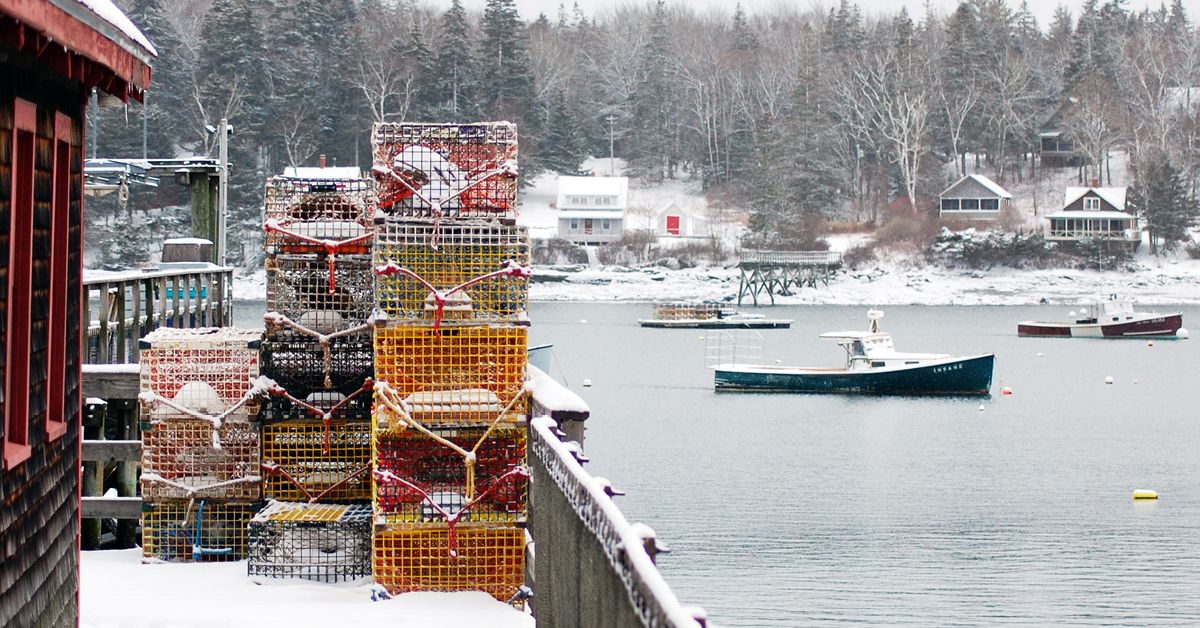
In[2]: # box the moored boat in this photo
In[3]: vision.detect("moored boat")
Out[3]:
[713,310,994,395]
[1017,296,1184,339]
[638,302,793,329]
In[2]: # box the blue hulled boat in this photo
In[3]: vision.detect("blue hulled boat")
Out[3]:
[713,311,995,396]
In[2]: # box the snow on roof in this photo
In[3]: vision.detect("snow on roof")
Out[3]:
[558,210,625,219]
[283,166,363,180]
[818,331,889,340]
[556,175,629,209]
[163,237,212,245]
[1064,186,1127,211]
[1045,210,1135,220]
[75,0,157,56]
[653,201,705,218]
[939,174,1012,199]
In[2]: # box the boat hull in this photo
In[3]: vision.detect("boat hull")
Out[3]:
[714,354,995,396]
[639,319,792,329]
[1017,313,1182,338]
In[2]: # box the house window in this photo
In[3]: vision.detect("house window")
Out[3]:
[601,219,611,230]
[941,198,959,211]
[1084,197,1101,210]
[5,98,36,469]
[569,219,579,231]
[666,215,681,235]
[980,198,999,210]
[961,198,980,210]
[593,196,614,206]
[569,196,588,206]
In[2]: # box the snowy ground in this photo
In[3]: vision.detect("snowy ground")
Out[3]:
[81,549,534,628]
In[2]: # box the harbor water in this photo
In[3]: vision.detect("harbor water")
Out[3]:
[529,303,1200,627]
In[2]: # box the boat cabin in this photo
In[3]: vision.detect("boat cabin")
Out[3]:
[1074,297,1137,324]
[821,331,947,370]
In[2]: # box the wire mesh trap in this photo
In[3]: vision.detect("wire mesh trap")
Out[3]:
[141,418,262,502]
[373,425,527,524]
[260,336,374,400]
[247,502,372,582]
[372,521,526,604]
[373,219,531,325]
[139,328,262,420]
[261,419,371,503]
[259,379,374,424]
[370,122,518,218]
[263,176,376,256]
[141,500,259,562]
[265,253,375,330]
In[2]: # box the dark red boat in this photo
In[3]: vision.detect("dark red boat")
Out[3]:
[1018,297,1185,338]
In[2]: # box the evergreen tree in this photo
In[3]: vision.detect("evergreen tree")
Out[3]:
[431,0,479,121]
[625,0,677,182]
[400,18,437,121]
[540,91,586,174]
[479,0,537,119]
[1131,153,1198,254]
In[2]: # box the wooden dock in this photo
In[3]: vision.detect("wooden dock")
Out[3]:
[737,249,842,306]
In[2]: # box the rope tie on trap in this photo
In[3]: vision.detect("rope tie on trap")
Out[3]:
[259,461,371,504]
[138,375,276,449]
[267,378,374,454]
[373,261,530,332]
[262,219,375,294]
[263,312,372,389]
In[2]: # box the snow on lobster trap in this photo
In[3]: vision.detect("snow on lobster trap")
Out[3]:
[138,328,263,421]
[141,500,259,562]
[262,176,376,256]
[372,423,527,525]
[372,323,528,427]
[265,252,375,333]
[140,418,261,502]
[373,219,531,326]
[370,122,518,219]
[372,521,526,605]
[261,416,372,503]
[247,502,372,583]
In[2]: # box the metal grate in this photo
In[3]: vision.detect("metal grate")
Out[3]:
[141,500,259,562]
[372,521,525,604]
[247,502,372,582]
[138,328,262,416]
[266,252,375,331]
[141,418,261,502]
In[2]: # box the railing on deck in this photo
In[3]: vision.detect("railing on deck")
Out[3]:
[83,266,234,364]
[740,249,842,266]
[526,369,706,627]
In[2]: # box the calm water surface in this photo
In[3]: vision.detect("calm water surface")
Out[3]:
[527,303,1200,627]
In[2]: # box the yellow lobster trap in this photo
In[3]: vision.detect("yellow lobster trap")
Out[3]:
[372,219,530,326]
[372,521,526,604]
[141,500,259,562]
[261,418,372,503]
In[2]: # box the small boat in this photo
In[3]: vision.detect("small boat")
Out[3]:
[1017,295,1184,339]
[638,302,792,329]
[713,310,994,395]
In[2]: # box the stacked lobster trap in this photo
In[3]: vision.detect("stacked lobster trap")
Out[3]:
[369,121,531,603]
[137,328,265,562]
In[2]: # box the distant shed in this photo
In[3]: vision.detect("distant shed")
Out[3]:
[938,174,1012,220]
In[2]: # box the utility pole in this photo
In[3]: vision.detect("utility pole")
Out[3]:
[141,93,148,159]
[606,115,616,176]
[218,117,229,267]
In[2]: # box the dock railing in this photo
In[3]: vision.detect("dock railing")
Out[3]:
[83,266,234,364]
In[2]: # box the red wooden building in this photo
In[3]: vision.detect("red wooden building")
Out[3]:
[0,1,152,625]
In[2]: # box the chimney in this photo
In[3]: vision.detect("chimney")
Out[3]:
[319,154,327,169]
[1090,177,1100,187]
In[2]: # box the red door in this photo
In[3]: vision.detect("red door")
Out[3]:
[666,215,680,235]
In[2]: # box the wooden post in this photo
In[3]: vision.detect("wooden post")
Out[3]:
[98,282,111,363]
[81,401,107,550]
[190,171,220,264]
[115,282,127,362]
[115,400,139,548]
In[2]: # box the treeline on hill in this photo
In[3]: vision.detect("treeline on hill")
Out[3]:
[92,0,1200,268]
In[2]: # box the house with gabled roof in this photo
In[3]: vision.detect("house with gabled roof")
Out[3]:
[654,201,709,238]
[1044,184,1140,250]
[556,175,628,245]
[938,174,1012,220]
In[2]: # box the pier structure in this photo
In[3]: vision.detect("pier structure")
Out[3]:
[737,249,842,306]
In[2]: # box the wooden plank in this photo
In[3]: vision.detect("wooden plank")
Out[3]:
[82,365,139,400]
[82,496,142,520]
[81,439,141,462]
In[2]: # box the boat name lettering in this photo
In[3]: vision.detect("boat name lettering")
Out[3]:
[931,363,964,373]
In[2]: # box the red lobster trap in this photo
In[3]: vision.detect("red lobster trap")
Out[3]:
[141,500,260,562]
[373,219,531,326]
[247,502,373,583]
[140,417,261,502]
[370,122,518,219]
[138,328,263,420]
[372,423,527,524]
[263,176,376,257]
[372,521,526,604]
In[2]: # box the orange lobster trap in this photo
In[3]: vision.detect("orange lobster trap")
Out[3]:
[261,418,372,503]
[247,502,373,583]
[372,323,527,426]
[141,500,260,562]
[372,521,526,605]
[373,219,531,326]
[265,252,375,332]
[262,176,376,256]
[370,122,518,219]
[138,328,264,421]
[140,417,261,502]
[372,423,527,524]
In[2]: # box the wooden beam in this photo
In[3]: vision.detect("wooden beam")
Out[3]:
[81,439,141,463]
[82,496,142,520]
[82,365,139,400]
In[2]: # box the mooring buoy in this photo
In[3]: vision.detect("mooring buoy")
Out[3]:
[1132,489,1158,500]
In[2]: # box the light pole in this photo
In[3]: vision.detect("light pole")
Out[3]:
[218,118,230,267]
[606,115,616,176]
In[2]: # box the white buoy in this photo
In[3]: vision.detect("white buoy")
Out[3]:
[978,404,985,411]
[1105,375,1114,385]
[580,319,588,324]
[1036,352,1044,357]
[774,359,782,364]
[1068,310,1077,318]
[1177,328,1189,339]
[1134,379,1139,384]
[1147,340,1154,347]
[582,378,592,387]
[1132,489,1159,500]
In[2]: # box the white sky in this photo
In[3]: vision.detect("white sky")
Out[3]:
[441,0,1200,27]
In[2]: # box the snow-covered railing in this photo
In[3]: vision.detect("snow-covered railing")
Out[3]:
[83,265,233,363]
[527,416,706,627]
[740,249,842,266]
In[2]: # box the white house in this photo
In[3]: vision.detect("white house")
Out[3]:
[654,201,709,238]
[938,174,1012,220]
[556,175,628,244]
[1044,185,1140,249]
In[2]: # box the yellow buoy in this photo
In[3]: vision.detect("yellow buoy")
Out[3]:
[1132,489,1159,500]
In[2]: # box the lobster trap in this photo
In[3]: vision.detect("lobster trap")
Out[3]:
[260,379,374,424]
[261,419,372,503]
[263,176,376,256]
[373,219,531,325]
[373,425,527,524]
[372,521,526,604]
[247,502,372,582]
[260,335,373,400]
[141,417,261,502]
[265,252,375,330]
[141,500,259,562]
[139,328,262,419]
[373,323,527,424]
[370,122,518,218]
